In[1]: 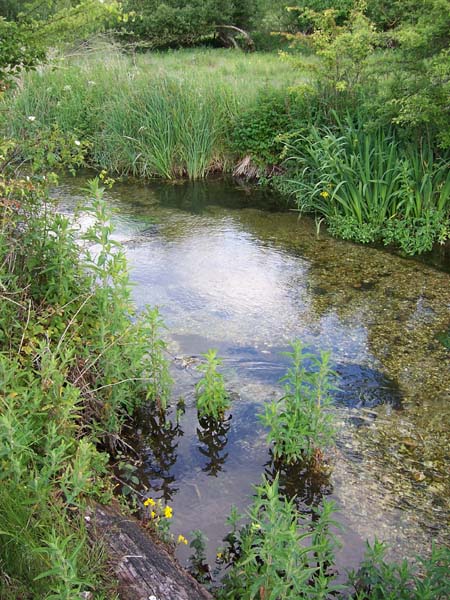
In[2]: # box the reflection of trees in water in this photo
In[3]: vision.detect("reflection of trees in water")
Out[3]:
[196,415,231,477]
[139,410,183,502]
[264,451,333,519]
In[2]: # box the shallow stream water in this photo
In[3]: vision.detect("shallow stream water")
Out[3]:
[57,177,450,573]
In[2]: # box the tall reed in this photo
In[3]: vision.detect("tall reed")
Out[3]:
[2,46,298,179]
[280,115,450,252]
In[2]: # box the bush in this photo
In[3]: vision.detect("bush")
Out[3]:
[229,88,312,166]
[260,341,335,464]
[218,476,339,599]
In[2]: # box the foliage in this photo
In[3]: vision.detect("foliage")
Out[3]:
[0,166,171,596]
[229,87,311,166]
[217,475,339,599]
[278,115,450,254]
[189,529,211,584]
[121,0,257,48]
[377,0,450,149]
[261,341,336,464]
[282,5,379,114]
[0,17,45,87]
[195,349,230,420]
[347,539,450,599]
[0,1,124,89]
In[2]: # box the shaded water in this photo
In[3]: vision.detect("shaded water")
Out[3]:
[57,177,450,571]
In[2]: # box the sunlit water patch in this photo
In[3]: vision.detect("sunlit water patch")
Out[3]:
[56,176,450,571]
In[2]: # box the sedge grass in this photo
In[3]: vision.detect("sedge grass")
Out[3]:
[2,45,304,179]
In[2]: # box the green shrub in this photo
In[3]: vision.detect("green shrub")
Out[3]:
[195,349,230,420]
[260,341,336,464]
[218,476,339,599]
[229,88,307,166]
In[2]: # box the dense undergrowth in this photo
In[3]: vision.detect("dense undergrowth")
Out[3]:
[2,38,449,255]
[0,164,171,598]
[1,156,449,598]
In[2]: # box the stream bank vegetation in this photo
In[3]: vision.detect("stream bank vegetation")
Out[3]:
[2,2,449,255]
[1,1,450,598]
[0,161,173,597]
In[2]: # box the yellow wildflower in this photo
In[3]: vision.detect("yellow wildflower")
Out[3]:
[177,534,188,545]
[320,191,330,199]
[164,505,173,519]
[144,497,156,507]
[216,552,223,560]
[150,511,157,519]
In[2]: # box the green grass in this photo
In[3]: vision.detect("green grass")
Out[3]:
[0,173,170,598]
[277,115,450,254]
[2,44,308,179]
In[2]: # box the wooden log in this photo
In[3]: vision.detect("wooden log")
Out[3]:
[91,503,213,600]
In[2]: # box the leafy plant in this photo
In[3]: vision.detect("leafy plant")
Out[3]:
[195,349,230,420]
[189,529,211,584]
[218,475,340,600]
[347,539,450,599]
[260,341,336,463]
[279,115,450,254]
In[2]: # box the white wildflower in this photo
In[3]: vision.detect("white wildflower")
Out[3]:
[27,116,36,122]
[74,140,81,146]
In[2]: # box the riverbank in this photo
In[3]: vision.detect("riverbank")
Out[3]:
[2,43,449,257]
[0,170,179,598]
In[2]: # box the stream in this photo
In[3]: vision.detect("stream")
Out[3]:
[56,176,450,573]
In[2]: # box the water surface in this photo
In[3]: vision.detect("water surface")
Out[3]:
[57,177,450,571]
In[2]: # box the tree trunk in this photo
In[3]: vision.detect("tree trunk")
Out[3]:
[90,503,213,600]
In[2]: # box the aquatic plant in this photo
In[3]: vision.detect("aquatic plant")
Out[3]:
[195,349,230,421]
[279,116,450,254]
[217,475,339,600]
[260,341,336,464]
[347,539,450,599]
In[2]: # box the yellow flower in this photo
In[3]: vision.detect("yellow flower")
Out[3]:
[144,497,156,507]
[164,505,173,519]
[150,511,157,519]
[320,191,330,199]
[177,534,188,545]
[216,552,223,559]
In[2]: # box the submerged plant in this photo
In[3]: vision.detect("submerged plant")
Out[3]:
[195,349,230,420]
[260,341,336,464]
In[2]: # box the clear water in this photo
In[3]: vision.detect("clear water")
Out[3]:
[57,176,450,572]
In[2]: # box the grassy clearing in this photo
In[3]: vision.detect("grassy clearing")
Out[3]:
[2,45,308,179]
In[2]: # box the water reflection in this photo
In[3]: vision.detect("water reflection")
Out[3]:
[197,416,232,477]
[138,410,183,502]
[56,175,450,567]
[264,452,333,517]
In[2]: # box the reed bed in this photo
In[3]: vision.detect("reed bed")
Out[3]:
[3,46,301,179]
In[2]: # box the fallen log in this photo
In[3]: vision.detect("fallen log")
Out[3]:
[91,503,213,600]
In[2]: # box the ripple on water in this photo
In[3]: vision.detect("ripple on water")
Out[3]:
[56,175,450,570]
